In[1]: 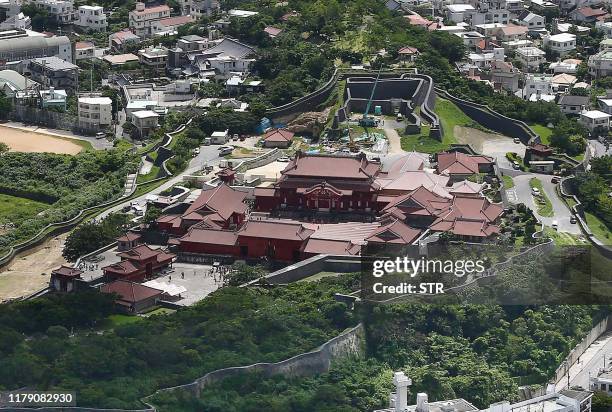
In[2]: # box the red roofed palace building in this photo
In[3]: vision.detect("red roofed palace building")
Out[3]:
[254,152,381,214]
[101,280,163,313]
[436,152,495,182]
[51,265,83,293]
[157,184,248,235]
[262,128,295,148]
[102,244,175,282]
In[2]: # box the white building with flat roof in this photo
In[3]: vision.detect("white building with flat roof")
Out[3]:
[515,46,545,71]
[588,50,612,79]
[78,96,112,131]
[579,110,610,133]
[75,5,107,32]
[543,33,576,56]
[445,4,475,23]
[131,109,159,138]
[33,0,75,23]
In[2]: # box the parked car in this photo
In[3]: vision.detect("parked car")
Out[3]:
[95,132,106,139]
[277,156,290,162]
[551,177,560,184]
[513,138,521,144]
[203,138,211,145]
[552,220,558,230]
[233,134,239,141]
[512,161,520,170]
[531,187,540,196]
[570,216,577,224]
[192,147,200,157]
[218,146,233,156]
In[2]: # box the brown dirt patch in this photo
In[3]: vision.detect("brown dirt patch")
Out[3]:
[0,126,83,154]
[0,233,68,302]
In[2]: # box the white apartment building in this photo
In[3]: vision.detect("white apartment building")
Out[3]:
[131,110,159,138]
[445,4,476,23]
[138,45,168,69]
[34,0,75,23]
[579,110,610,133]
[78,96,112,131]
[129,2,171,38]
[515,46,545,71]
[75,41,94,60]
[543,33,576,56]
[75,6,107,32]
[467,48,505,68]
[522,74,554,100]
[181,0,220,18]
[588,50,612,79]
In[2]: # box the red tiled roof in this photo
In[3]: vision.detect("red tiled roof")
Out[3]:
[281,153,380,180]
[430,218,500,237]
[264,26,283,37]
[263,128,294,142]
[102,260,141,275]
[254,187,276,197]
[184,184,247,221]
[383,186,452,218]
[101,280,163,303]
[574,7,607,17]
[437,152,494,175]
[75,41,94,49]
[302,238,360,256]
[398,46,419,55]
[238,220,314,241]
[117,232,141,242]
[366,218,421,245]
[52,265,83,278]
[216,168,236,177]
[132,4,170,15]
[158,15,193,27]
[179,228,238,246]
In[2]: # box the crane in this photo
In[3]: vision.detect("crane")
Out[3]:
[359,66,383,128]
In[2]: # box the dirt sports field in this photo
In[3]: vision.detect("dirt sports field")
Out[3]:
[0,125,83,154]
[0,233,68,302]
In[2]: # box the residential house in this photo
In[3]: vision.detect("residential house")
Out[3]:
[598,98,612,115]
[521,73,554,101]
[262,128,295,148]
[181,0,220,18]
[555,22,590,36]
[558,95,589,115]
[595,21,612,38]
[490,60,521,92]
[588,50,612,79]
[569,7,609,24]
[103,53,139,66]
[543,33,576,56]
[75,5,107,32]
[39,87,67,110]
[397,46,420,62]
[27,56,78,91]
[108,29,141,52]
[515,10,545,30]
[152,15,193,35]
[264,26,282,38]
[210,130,228,144]
[579,110,610,133]
[33,0,75,24]
[467,48,505,69]
[549,59,580,73]
[506,0,525,16]
[77,96,112,131]
[131,110,159,138]
[129,2,171,38]
[494,24,528,42]
[75,41,95,60]
[138,45,168,69]
[454,31,486,48]
[529,0,559,15]
[551,73,576,92]
[445,4,476,23]
[600,39,612,52]
[515,46,546,71]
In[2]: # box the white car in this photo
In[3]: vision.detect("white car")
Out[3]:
[277,156,290,162]
[531,187,540,196]
[552,220,558,230]
[218,146,233,156]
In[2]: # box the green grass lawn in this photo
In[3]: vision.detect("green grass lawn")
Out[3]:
[544,227,584,246]
[529,124,553,145]
[0,194,50,226]
[114,139,134,152]
[436,99,472,143]
[137,165,160,183]
[97,314,143,330]
[400,125,451,154]
[585,212,612,243]
[142,307,177,317]
[502,174,515,189]
[529,178,554,217]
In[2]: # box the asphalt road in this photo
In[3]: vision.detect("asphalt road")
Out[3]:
[505,171,580,234]
[96,144,222,220]
[555,331,612,392]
